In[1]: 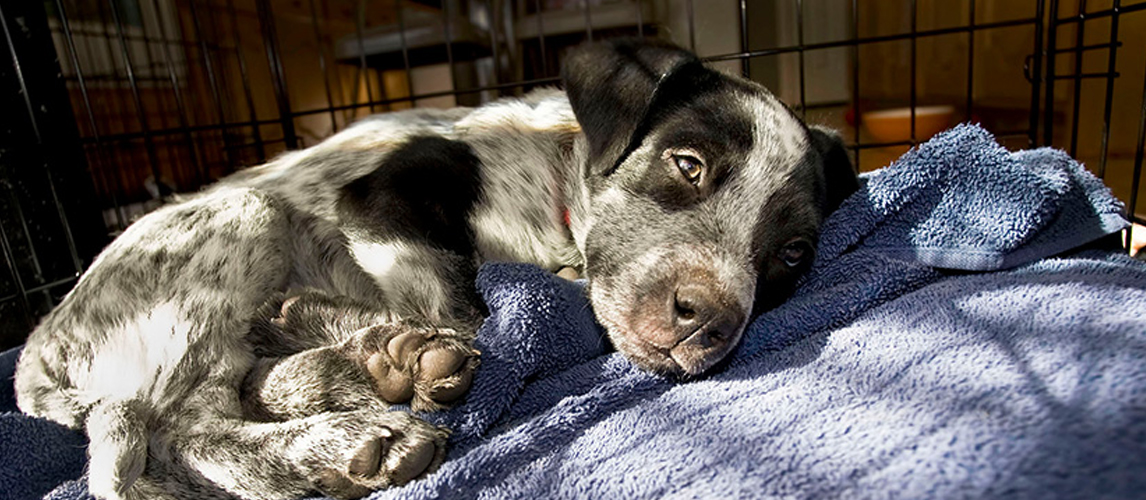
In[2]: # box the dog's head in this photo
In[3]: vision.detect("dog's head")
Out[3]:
[562,39,858,377]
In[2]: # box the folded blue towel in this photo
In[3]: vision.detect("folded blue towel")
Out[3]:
[3,124,1144,500]
[815,123,1126,271]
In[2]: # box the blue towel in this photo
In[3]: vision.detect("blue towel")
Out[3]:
[0,345,87,500]
[3,124,1145,500]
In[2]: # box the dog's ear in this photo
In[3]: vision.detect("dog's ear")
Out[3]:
[561,38,705,175]
[808,125,859,215]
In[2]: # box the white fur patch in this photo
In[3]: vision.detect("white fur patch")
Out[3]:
[348,239,406,282]
[75,302,191,406]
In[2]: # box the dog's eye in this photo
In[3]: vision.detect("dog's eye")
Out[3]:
[779,241,812,268]
[673,155,704,184]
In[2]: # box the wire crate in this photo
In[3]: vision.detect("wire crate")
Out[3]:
[1,0,1144,347]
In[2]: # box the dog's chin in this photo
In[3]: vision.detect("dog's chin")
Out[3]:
[587,272,751,377]
[604,327,742,378]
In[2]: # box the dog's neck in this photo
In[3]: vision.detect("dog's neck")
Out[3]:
[461,91,588,272]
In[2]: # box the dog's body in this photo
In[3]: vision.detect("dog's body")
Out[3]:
[14,40,857,500]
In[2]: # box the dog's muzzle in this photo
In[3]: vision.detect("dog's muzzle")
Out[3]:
[591,247,753,376]
[666,281,747,373]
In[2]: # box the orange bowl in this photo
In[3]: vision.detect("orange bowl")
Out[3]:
[862,105,954,143]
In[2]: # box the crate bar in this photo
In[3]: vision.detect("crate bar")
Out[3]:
[1054,1,1146,23]
[584,1,593,42]
[738,0,747,77]
[352,1,375,114]
[1068,0,1087,157]
[966,0,976,120]
[60,74,176,83]
[1051,71,1120,79]
[0,275,79,303]
[52,0,128,228]
[1127,44,1146,245]
[395,0,415,106]
[0,192,32,328]
[797,0,806,117]
[851,140,914,150]
[27,1,87,271]
[130,2,186,185]
[108,0,164,196]
[54,25,240,51]
[491,1,505,95]
[636,0,645,38]
[1043,0,1060,146]
[909,0,917,144]
[92,0,132,143]
[1096,0,1121,179]
[1051,41,1121,54]
[0,3,80,303]
[230,137,287,149]
[190,0,237,168]
[298,76,564,115]
[226,0,266,163]
[256,0,298,150]
[704,16,1040,63]
[852,0,860,168]
[152,0,206,186]
[3,182,45,283]
[442,0,457,91]
[687,0,696,52]
[352,2,375,113]
[79,116,287,144]
[307,0,338,134]
[537,0,550,75]
[1029,0,1047,148]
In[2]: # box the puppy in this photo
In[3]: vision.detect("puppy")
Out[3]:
[14,39,857,500]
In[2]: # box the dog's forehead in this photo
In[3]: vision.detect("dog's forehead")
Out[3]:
[717,90,819,226]
[737,90,811,170]
[690,86,814,204]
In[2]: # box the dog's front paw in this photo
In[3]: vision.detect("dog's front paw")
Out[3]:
[301,410,448,499]
[354,324,479,412]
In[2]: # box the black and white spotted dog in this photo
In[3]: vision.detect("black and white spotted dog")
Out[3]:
[15,39,857,500]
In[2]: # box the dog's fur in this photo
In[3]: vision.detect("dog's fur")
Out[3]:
[14,40,857,500]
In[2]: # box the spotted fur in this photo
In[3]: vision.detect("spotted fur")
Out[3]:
[14,39,857,500]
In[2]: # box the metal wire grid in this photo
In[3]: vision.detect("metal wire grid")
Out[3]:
[2,0,1146,347]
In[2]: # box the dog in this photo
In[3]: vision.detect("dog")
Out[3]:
[14,39,858,500]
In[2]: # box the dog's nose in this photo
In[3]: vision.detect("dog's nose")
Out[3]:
[669,284,746,374]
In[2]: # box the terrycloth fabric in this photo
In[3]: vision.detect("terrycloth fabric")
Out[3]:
[0,345,87,500]
[814,124,1126,272]
[2,124,1144,500]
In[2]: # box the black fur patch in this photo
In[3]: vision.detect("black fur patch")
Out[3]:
[338,135,483,256]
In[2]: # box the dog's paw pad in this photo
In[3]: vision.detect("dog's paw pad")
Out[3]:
[363,327,479,411]
[308,413,446,499]
[366,352,414,403]
[348,434,389,477]
[420,349,473,404]
[388,434,437,484]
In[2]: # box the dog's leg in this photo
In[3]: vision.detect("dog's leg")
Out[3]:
[242,293,479,419]
[346,238,485,326]
[245,290,393,358]
[163,400,448,500]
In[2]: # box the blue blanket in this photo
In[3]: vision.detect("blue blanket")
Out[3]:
[3,124,1145,500]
